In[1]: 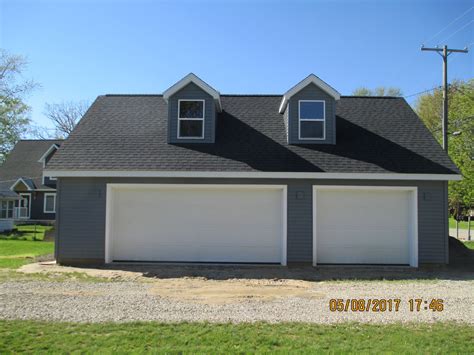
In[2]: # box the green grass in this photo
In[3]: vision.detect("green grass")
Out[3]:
[0,224,53,241]
[0,240,54,269]
[449,217,471,230]
[0,321,472,353]
[463,241,474,250]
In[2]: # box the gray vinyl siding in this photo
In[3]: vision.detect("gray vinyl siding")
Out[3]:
[287,83,336,144]
[56,178,448,265]
[56,178,105,262]
[168,82,216,143]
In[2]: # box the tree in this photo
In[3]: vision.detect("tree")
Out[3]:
[415,79,474,229]
[0,50,37,162]
[44,101,89,138]
[352,87,403,97]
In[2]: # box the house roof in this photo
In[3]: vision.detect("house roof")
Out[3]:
[45,95,459,177]
[0,140,63,193]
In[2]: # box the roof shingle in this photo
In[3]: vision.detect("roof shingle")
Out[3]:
[45,95,459,175]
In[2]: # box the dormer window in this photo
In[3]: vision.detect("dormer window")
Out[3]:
[299,100,325,140]
[178,99,205,139]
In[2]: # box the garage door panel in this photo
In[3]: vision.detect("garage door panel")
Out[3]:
[315,188,414,265]
[318,246,409,264]
[317,191,410,228]
[318,228,410,247]
[109,185,284,263]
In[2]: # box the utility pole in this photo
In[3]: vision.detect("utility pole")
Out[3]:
[421,45,468,152]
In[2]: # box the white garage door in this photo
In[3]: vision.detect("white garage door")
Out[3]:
[314,187,417,266]
[106,185,286,264]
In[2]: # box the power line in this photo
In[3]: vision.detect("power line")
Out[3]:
[421,45,469,152]
[404,86,441,98]
[423,6,474,45]
[438,19,474,44]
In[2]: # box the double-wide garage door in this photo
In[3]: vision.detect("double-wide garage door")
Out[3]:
[106,185,286,264]
[106,184,417,266]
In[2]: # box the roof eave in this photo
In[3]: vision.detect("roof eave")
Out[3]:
[43,169,462,181]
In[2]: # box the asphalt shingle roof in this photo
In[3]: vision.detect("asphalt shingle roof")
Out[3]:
[46,95,459,175]
[0,140,63,193]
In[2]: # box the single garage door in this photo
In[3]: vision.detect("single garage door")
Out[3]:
[106,184,286,264]
[314,186,417,266]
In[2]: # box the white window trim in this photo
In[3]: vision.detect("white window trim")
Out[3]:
[298,100,326,140]
[312,185,418,267]
[43,192,56,213]
[0,200,15,220]
[177,99,205,139]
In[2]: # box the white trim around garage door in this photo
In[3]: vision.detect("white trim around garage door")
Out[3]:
[312,185,418,267]
[105,184,288,265]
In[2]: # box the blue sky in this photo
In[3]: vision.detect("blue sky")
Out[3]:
[1,0,473,130]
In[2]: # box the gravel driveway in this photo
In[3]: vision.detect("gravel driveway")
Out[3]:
[1,272,473,323]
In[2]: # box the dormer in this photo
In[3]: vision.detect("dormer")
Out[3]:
[280,74,341,145]
[163,73,221,143]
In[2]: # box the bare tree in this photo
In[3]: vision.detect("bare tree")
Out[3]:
[44,101,89,138]
[0,50,38,98]
[28,124,56,139]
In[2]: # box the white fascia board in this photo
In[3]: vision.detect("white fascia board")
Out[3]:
[162,73,222,112]
[279,74,341,113]
[37,144,60,163]
[43,170,462,181]
[9,177,32,191]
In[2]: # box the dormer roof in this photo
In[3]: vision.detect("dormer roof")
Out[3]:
[163,73,222,112]
[38,143,60,164]
[279,74,341,113]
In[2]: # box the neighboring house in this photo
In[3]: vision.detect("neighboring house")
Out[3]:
[0,191,19,232]
[0,140,63,223]
[44,73,461,267]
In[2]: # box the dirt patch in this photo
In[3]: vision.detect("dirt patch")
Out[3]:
[18,263,321,304]
[148,278,319,304]
[19,262,145,281]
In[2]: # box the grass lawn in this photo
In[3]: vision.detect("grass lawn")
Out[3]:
[0,224,53,241]
[449,217,471,230]
[0,321,472,353]
[463,241,474,250]
[0,240,54,269]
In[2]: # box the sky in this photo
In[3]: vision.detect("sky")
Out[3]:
[1,0,473,131]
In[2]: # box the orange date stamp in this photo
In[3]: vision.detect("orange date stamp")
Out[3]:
[329,299,444,312]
